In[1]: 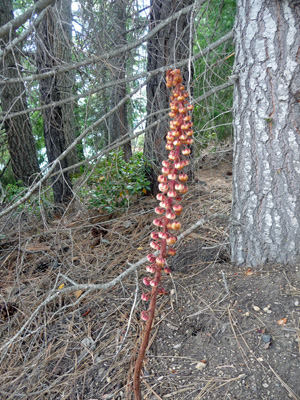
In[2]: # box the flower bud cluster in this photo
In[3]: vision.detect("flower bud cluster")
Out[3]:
[141,69,194,321]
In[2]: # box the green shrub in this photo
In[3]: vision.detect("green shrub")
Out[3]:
[84,150,151,213]
[4,181,27,203]
[2,180,55,219]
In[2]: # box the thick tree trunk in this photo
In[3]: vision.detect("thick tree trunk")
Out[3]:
[35,0,73,204]
[231,0,300,266]
[0,0,40,185]
[108,0,132,162]
[144,0,194,193]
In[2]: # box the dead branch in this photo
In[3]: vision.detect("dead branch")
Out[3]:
[0,30,233,120]
[0,75,150,219]
[0,0,57,40]
[0,0,209,86]
[0,217,209,355]
[0,8,48,58]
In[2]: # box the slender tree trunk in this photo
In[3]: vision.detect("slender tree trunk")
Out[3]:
[35,0,73,204]
[108,0,132,162]
[0,0,40,185]
[144,0,194,193]
[231,0,300,266]
[54,0,79,168]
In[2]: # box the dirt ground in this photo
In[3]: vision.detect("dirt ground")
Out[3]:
[0,149,299,400]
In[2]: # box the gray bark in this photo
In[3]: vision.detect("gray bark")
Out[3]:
[0,0,40,185]
[54,0,78,167]
[231,0,300,266]
[108,0,132,162]
[35,0,73,204]
[144,0,194,193]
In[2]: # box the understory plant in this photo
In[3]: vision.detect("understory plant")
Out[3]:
[133,69,194,399]
[83,150,151,213]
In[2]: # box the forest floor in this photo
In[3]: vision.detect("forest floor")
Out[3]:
[0,147,300,400]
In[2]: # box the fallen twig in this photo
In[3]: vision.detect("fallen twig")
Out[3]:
[0,216,214,355]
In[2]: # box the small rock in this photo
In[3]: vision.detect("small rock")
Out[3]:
[195,361,207,370]
[173,343,181,349]
[262,383,269,388]
[263,305,272,313]
[253,305,260,312]
[167,323,178,330]
[295,300,299,307]
[262,334,271,343]
[81,337,95,348]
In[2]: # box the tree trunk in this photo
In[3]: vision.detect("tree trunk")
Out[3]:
[0,0,40,185]
[144,0,194,193]
[35,0,73,204]
[54,0,79,168]
[108,0,132,162]
[231,0,300,266]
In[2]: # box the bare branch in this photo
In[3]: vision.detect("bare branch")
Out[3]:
[0,217,210,355]
[0,8,48,58]
[0,75,150,218]
[0,0,208,86]
[0,73,235,188]
[0,0,57,40]
[193,78,236,104]
[0,30,233,120]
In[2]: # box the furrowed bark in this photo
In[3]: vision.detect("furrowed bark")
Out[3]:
[35,0,73,204]
[231,0,300,265]
[0,0,40,185]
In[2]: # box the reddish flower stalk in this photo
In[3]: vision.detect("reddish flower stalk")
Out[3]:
[133,69,194,400]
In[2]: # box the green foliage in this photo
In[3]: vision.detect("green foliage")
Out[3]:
[193,0,236,144]
[3,181,27,203]
[3,180,54,218]
[82,150,151,213]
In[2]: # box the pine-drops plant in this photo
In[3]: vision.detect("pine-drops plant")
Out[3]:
[133,69,194,399]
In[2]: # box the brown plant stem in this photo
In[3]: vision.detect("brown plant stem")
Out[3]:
[133,285,157,400]
[133,240,165,399]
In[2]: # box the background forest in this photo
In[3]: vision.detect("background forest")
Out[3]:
[0,0,235,214]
